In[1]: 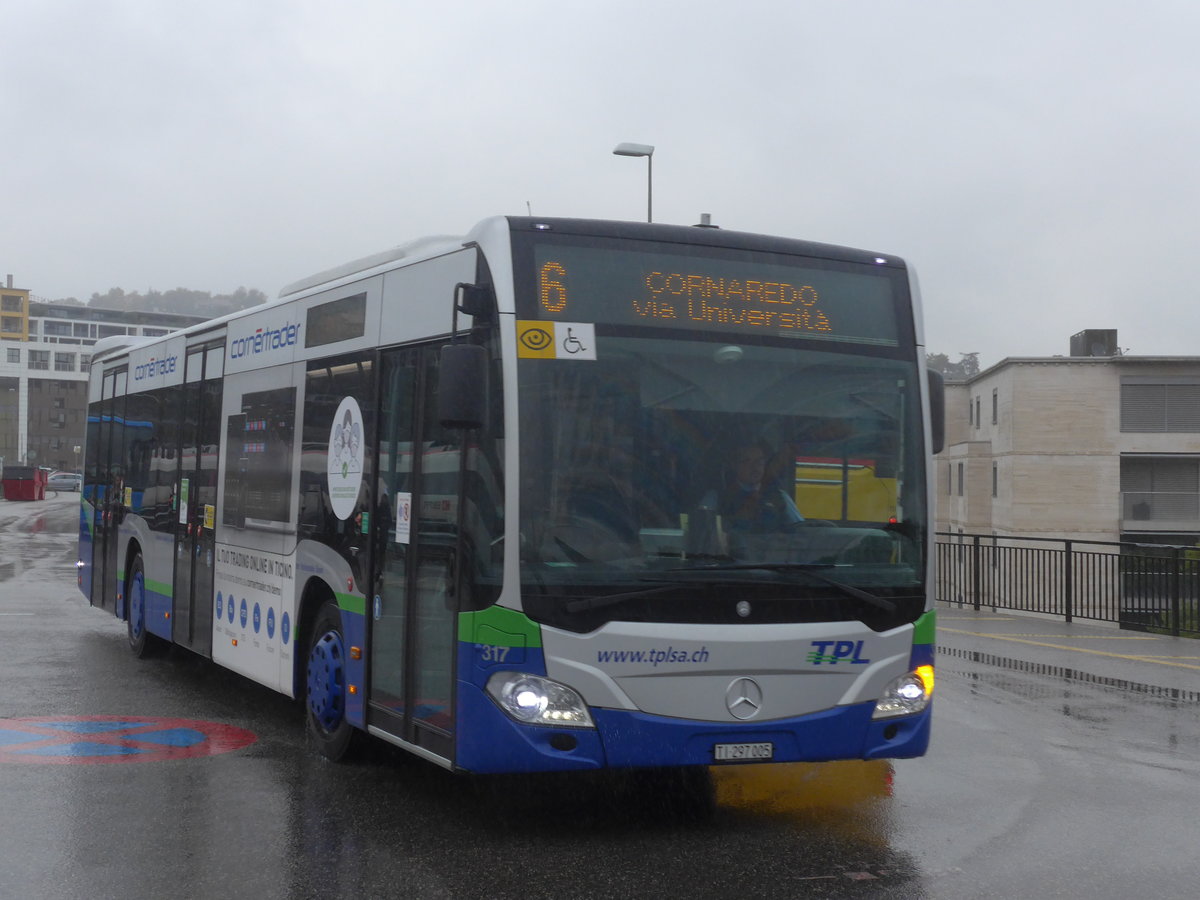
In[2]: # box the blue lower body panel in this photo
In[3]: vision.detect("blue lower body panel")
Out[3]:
[454,678,931,774]
[594,701,931,768]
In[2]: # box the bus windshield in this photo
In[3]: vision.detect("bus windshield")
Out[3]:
[517,333,928,632]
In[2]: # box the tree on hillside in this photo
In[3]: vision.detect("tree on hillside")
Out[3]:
[85,286,268,318]
[926,351,980,380]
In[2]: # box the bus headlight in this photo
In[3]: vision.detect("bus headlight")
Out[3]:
[485,672,595,728]
[872,665,934,719]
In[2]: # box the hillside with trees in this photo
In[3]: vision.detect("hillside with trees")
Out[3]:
[61,286,269,318]
[926,351,980,380]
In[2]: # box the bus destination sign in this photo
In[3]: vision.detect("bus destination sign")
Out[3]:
[528,242,902,347]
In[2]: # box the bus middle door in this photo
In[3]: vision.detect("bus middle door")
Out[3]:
[172,344,223,655]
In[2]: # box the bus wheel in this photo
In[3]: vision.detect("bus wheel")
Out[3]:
[126,554,161,659]
[306,601,357,761]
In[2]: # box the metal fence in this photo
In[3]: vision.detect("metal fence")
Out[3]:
[935,532,1200,638]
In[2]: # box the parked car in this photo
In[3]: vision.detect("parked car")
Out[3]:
[47,471,82,492]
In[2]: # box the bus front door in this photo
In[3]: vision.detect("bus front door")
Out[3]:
[92,367,126,615]
[369,346,460,763]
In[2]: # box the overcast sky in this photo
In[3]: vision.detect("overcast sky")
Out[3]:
[3,1,1197,367]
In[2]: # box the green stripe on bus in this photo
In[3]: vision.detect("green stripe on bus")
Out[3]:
[912,609,936,645]
[147,579,172,598]
[458,605,543,648]
[337,592,366,616]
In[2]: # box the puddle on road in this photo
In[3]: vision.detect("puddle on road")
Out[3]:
[939,645,1200,703]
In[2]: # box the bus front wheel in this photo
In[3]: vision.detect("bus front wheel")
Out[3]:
[305,601,358,761]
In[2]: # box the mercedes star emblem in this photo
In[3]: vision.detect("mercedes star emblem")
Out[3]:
[725,677,764,720]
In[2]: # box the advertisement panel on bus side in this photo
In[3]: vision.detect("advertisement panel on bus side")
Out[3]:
[126,335,186,393]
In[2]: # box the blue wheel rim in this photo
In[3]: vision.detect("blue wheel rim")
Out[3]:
[307,629,346,732]
[130,571,145,641]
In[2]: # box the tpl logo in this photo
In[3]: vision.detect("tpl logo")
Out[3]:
[807,640,871,665]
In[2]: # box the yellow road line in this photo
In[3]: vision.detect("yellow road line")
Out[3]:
[987,634,1159,640]
[1141,656,1200,661]
[940,626,1200,672]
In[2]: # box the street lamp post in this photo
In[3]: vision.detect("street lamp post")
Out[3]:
[612,142,654,223]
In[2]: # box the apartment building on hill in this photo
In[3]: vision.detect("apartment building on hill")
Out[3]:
[1,275,208,473]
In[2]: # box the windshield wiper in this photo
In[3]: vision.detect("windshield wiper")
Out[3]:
[564,583,687,614]
[667,562,897,614]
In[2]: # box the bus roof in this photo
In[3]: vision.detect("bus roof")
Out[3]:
[499,217,907,270]
[278,232,468,299]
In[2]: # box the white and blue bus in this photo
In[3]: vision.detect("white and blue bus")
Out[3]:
[79,216,943,772]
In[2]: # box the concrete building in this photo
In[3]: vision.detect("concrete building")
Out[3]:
[0,276,207,473]
[937,329,1200,550]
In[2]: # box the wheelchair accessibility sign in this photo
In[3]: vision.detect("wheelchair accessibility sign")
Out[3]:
[0,716,257,765]
[516,321,596,360]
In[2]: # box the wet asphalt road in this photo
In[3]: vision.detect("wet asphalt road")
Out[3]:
[1,494,1198,899]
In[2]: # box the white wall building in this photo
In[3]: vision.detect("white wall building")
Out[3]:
[937,331,1200,550]
[0,281,206,472]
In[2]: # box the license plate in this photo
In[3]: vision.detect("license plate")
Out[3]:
[713,741,774,762]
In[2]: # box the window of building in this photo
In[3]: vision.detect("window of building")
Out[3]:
[6,348,18,363]
[54,353,76,372]
[73,323,90,337]
[992,462,998,498]
[975,397,981,429]
[948,462,953,495]
[1120,456,1200,520]
[143,327,169,337]
[968,397,973,425]
[43,320,71,337]
[80,354,92,372]
[28,350,49,370]
[1,316,22,333]
[1,294,23,312]
[957,462,964,496]
[1121,380,1200,432]
[98,324,126,338]
[991,389,998,425]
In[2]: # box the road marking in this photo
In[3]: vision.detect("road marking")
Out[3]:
[940,627,1200,672]
[979,633,1156,643]
[0,716,257,764]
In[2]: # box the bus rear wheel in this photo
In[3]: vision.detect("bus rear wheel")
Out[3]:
[306,601,358,761]
[126,554,162,658]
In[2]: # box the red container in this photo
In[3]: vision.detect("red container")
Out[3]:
[2,466,47,501]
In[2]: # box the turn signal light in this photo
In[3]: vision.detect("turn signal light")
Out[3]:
[915,664,935,694]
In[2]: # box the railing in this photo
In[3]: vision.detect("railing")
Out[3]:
[936,532,1200,638]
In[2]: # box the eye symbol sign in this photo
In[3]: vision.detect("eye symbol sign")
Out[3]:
[520,328,553,351]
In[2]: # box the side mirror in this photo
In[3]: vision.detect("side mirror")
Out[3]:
[926,369,945,455]
[439,343,488,429]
